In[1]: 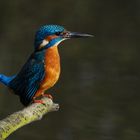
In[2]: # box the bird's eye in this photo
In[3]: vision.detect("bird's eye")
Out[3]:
[55,32,61,36]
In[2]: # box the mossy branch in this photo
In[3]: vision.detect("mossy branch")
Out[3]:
[0,97,59,140]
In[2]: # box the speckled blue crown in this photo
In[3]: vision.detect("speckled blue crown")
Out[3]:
[34,25,65,50]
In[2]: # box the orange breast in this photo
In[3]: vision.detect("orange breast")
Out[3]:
[40,46,60,90]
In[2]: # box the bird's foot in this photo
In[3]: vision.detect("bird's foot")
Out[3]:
[33,97,45,105]
[32,92,53,105]
[42,93,53,100]
[33,99,45,104]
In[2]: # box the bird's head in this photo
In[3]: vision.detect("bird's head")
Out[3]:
[34,24,93,51]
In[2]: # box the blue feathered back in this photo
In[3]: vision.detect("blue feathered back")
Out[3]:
[9,50,45,106]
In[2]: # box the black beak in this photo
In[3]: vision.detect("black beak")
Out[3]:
[63,31,94,38]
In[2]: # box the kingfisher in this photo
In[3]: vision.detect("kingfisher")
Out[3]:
[0,25,93,106]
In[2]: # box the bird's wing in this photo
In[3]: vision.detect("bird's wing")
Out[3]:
[9,52,45,105]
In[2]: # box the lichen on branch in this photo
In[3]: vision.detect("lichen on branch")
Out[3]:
[0,97,59,140]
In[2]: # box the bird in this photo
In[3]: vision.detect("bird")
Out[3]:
[0,24,93,106]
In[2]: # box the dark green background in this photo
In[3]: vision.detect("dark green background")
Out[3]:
[0,0,140,140]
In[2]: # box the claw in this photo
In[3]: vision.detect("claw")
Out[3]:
[33,97,45,105]
[32,93,53,105]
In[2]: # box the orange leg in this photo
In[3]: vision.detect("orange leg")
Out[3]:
[33,90,53,104]
[33,90,45,104]
[33,97,45,104]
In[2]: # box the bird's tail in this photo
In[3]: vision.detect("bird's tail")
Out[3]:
[0,74,16,86]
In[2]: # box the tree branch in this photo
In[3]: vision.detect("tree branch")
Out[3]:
[0,97,59,140]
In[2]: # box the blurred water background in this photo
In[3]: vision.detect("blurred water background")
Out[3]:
[0,0,140,140]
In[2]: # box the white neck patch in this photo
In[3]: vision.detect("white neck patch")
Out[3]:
[40,39,49,48]
[39,38,67,49]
